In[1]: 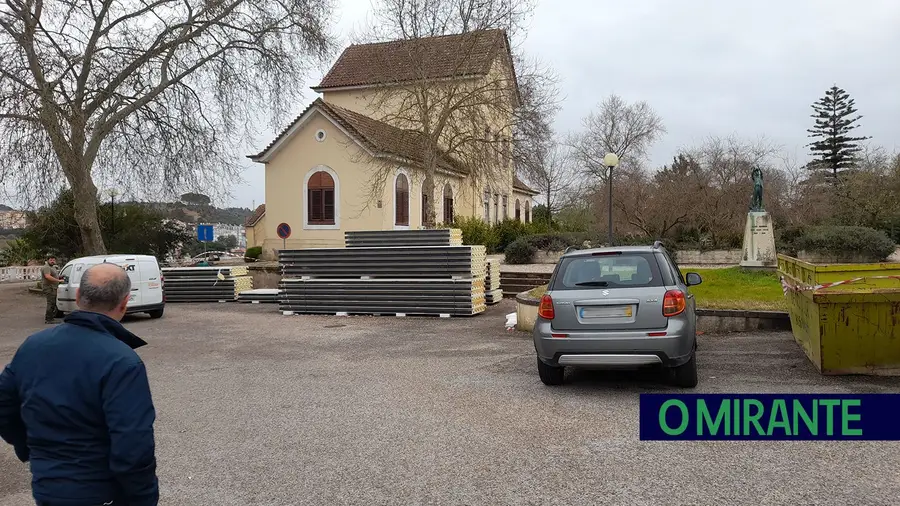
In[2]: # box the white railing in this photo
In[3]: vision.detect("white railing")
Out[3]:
[0,266,42,283]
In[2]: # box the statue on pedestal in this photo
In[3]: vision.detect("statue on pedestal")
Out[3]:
[749,166,764,212]
[741,165,776,268]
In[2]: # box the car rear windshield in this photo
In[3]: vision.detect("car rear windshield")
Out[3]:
[550,252,664,290]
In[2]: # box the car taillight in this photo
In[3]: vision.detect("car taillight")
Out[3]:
[663,289,686,317]
[538,294,555,320]
[161,275,166,302]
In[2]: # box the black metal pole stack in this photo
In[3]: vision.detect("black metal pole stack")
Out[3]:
[162,266,253,302]
[279,229,485,317]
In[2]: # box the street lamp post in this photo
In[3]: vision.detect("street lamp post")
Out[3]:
[603,153,619,246]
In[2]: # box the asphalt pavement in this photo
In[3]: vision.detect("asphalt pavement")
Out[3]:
[1,282,899,505]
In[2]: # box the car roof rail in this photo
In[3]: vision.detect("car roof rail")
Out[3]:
[564,246,580,254]
[652,240,664,249]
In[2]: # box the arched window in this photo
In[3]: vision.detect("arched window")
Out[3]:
[525,200,531,223]
[395,173,410,226]
[443,184,454,224]
[422,191,430,227]
[515,199,521,221]
[307,170,335,224]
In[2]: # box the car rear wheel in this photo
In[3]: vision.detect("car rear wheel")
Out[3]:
[537,358,565,386]
[147,308,164,319]
[670,351,698,388]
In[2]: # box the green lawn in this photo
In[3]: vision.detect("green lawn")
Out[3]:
[682,267,786,311]
[524,267,786,311]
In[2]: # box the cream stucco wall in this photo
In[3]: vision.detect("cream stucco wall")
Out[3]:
[245,214,267,249]
[261,111,470,257]
[511,191,535,222]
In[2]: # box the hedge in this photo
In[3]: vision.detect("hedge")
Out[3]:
[794,226,896,261]
[244,246,263,261]
[503,233,677,264]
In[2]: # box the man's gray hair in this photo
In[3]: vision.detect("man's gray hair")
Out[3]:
[79,264,132,311]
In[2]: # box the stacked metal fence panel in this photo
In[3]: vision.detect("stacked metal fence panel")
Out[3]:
[279,246,485,279]
[279,279,483,315]
[279,230,486,316]
[485,259,502,305]
[162,266,253,302]
[344,228,463,248]
[237,288,281,304]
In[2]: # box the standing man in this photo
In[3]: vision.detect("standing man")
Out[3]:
[40,256,63,324]
[0,263,159,506]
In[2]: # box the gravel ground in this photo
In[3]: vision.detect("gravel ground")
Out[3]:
[1,282,900,505]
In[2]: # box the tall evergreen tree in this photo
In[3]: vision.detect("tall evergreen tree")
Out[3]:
[806,85,871,178]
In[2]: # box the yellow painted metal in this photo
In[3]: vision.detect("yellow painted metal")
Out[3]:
[778,254,900,375]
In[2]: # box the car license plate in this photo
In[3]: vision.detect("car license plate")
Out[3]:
[580,305,633,318]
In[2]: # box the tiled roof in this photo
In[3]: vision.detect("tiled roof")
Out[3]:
[248,98,467,174]
[314,30,508,90]
[513,175,538,195]
[244,204,265,227]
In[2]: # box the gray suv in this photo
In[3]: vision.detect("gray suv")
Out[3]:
[532,243,702,388]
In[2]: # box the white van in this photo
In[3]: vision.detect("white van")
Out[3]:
[56,254,165,318]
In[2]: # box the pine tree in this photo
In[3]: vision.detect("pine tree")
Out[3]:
[806,85,871,178]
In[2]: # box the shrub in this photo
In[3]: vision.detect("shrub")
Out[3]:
[504,238,537,264]
[775,226,804,256]
[796,226,896,261]
[0,238,38,267]
[245,246,263,260]
[493,219,528,252]
[452,216,498,253]
[524,232,585,251]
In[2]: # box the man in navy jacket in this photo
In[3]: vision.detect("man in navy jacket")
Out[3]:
[0,263,159,506]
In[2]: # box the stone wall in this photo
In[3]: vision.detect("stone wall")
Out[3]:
[676,250,742,266]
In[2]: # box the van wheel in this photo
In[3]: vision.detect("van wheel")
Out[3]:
[670,352,698,388]
[54,309,64,318]
[537,358,565,386]
[147,309,164,319]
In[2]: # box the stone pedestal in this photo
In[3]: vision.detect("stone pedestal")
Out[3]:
[740,211,776,269]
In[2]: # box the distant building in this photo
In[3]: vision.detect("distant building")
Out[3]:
[244,204,266,250]
[247,29,537,259]
[212,223,246,248]
[0,210,27,229]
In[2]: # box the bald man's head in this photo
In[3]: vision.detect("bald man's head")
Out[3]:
[77,263,132,313]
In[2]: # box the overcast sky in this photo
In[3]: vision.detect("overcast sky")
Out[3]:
[232,0,900,209]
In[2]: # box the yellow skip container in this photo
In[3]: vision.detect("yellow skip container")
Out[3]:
[778,254,900,375]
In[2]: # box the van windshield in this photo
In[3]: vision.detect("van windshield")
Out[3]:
[551,252,664,290]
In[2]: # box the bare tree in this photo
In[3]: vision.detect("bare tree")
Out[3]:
[525,142,580,220]
[0,0,335,254]
[830,144,900,228]
[513,54,561,198]
[355,0,551,226]
[677,135,779,245]
[569,94,666,179]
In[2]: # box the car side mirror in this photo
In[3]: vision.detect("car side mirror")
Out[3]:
[685,272,702,287]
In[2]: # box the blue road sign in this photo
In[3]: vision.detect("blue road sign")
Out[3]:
[197,224,214,242]
[276,222,292,240]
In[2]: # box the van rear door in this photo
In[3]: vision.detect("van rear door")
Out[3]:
[142,258,163,305]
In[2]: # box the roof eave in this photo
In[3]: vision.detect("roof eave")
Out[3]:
[312,73,486,93]
[247,103,379,164]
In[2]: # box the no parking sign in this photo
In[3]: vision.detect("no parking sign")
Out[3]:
[277,223,291,249]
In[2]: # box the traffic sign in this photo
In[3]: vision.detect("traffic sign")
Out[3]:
[197,224,214,242]
[276,222,292,239]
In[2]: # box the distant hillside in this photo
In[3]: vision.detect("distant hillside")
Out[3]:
[125,201,252,226]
